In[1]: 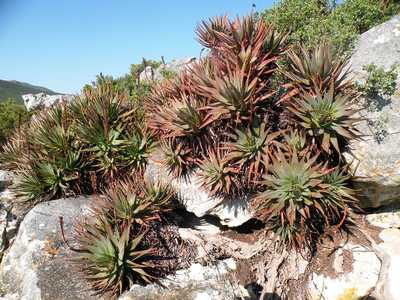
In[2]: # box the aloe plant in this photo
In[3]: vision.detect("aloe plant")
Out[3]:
[75,219,154,296]
[283,43,353,97]
[225,122,282,185]
[256,150,354,248]
[288,87,360,154]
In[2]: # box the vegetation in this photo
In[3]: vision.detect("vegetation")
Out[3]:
[2,2,396,296]
[0,83,154,201]
[355,63,398,143]
[146,15,359,248]
[261,0,400,53]
[357,63,398,101]
[74,178,174,296]
[0,99,30,144]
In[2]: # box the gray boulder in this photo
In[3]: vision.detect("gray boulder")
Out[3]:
[139,57,196,82]
[350,15,400,86]
[0,196,100,300]
[145,158,253,227]
[347,16,400,208]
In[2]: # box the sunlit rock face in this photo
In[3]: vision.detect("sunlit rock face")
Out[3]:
[347,16,400,208]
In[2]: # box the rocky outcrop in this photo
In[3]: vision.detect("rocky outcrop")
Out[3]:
[145,157,253,227]
[0,197,99,300]
[347,16,400,208]
[22,93,74,111]
[139,57,196,82]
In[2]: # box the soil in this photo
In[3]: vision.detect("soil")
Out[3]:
[191,210,386,300]
[138,212,198,279]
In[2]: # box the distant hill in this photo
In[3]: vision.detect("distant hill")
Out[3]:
[0,80,58,104]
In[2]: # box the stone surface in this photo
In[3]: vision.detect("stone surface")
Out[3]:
[22,93,74,111]
[309,243,381,300]
[0,196,100,300]
[378,228,400,300]
[119,258,251,300]
[139,57,196,82]
[366,202,400,229]
[350,15,400,86]
[346,16,400,208]
[0,171,13,191]
[145,158,253,227]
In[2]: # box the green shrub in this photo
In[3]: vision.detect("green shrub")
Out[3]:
[0,99,29,144]
[261,0,400,53]
[262,0,332,48]
[358,63,398,99]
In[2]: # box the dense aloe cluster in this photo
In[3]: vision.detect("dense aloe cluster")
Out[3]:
[74,179,174,296]
[0,83,154,200]
[146,15,360,247]
[0,14,361,252]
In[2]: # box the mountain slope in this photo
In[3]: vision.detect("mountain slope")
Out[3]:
[0,80,58,103]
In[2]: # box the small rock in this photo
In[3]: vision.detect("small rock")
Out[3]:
[0,171,13,191]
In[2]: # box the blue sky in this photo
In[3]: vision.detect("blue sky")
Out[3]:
[0,0,275,94]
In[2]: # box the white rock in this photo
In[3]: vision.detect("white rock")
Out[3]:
[0,170,13,190]
[22,93,73,111]
[309,243,380,300]
[378,228,400,300]
[366,204,400,228]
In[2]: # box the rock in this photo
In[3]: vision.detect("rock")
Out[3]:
[350,15,400,86]
[309,242,381,300]
[0,203,18,256]
[145,158,253,227]
[346,16,400,208]
[119,258,250,300]
[377,228,400,300]
[0,171,13,191]
[139,57,196,82]
[0,196,101,300]
[22,93,74,111]
[366,202,400,229]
